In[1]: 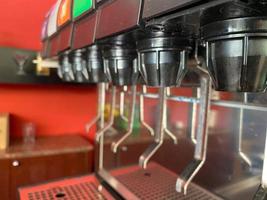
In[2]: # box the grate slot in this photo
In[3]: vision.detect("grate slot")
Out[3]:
[112,163,223,200]
[19,176,114,200]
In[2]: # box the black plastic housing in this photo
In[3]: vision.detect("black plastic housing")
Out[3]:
[137,25,191,87]
[86,45,108,83]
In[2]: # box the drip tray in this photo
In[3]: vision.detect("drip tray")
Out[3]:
[19,176,114,200]
[19,163,222,200]
[111,163,223,200]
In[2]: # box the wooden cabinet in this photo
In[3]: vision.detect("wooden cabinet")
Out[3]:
[0,135,93,200]
[0,159,10,200]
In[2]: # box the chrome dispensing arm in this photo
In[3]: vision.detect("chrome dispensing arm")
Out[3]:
[119,86,129,123]
[238,92,252,167]
[85,84,104,133]
[140,86,154,136]
[95,83,107,171]
[86,115,100,133]
[176,67,211,195]
[86,83,110,134]
[190,88,200,144]
[253,128,267,200]
[164,87,178,145]
[139,87,167,169]
[111,85,137,153]
[95,86,116,142]
[164,127,178,145]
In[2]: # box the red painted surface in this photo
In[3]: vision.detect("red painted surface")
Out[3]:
[0,1,99,142]
[0,0,56,50]
[0,1,234,143]
[0,84,97,141]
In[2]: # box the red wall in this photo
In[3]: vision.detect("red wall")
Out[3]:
[0,0,56,50]
[0,84,97,141]
[0,1,99,142]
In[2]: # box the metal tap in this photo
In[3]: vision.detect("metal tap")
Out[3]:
[111,85,137,153]
[94,83,107,171]
[165,87,178,145]
[176,66,211,195]
[139,87,168,169]
[119,86,129,123]
[140,85,154,136]
[85,83,107,134]
[95,86,116,142]
[190,88,200,144]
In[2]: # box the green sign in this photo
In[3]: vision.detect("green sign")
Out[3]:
[73,0,93,19]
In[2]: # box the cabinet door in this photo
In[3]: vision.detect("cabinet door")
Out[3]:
[0,159,10,200]
[10,152,91,200]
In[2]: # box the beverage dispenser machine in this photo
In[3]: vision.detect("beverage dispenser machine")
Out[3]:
[20,0,267,199]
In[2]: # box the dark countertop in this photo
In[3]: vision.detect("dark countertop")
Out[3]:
[0,135,93,159]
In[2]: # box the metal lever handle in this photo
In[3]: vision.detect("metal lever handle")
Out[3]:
[238,92,252,167]
[176,67,211,195]
[86,115,100,133]
[119,86,129,123]
[253,128,267,199]
[165,87,178,145]
[139,87,167,169]
[140,86,154,136]
[190,88,200,144]
[111,86,137,153]
[165,128,178,145]
[95,83,106,171]
[86,84,107,133]
[96,86,116,142]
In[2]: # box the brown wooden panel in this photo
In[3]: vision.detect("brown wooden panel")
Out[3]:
[10,152,91,200]
[0,159,10,200]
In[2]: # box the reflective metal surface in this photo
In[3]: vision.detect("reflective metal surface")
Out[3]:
[97,85,267,200]
[111,163,223,200]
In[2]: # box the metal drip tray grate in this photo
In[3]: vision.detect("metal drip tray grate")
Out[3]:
[111,163,223,200]
[19,175,114,200]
